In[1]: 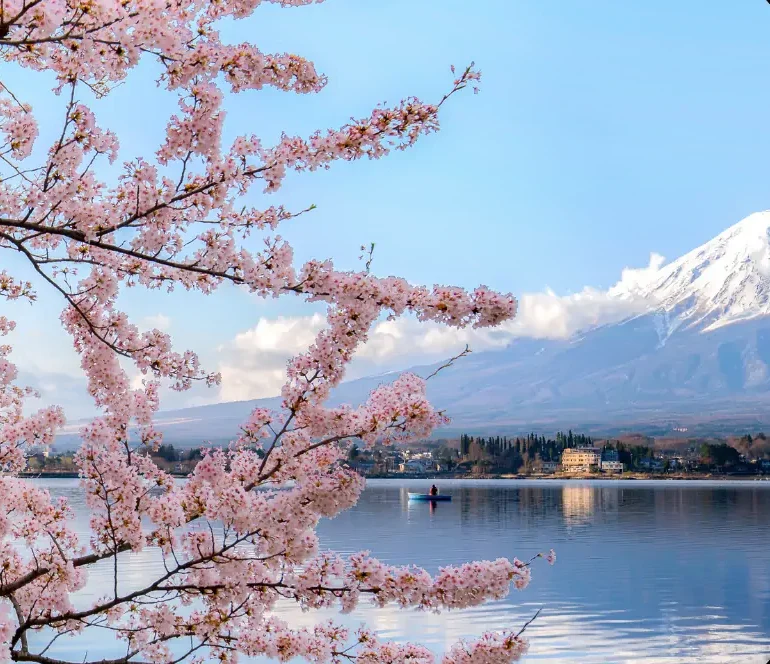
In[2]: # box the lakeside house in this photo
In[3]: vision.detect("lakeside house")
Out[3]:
[541,461,559,473]
[398,459,431,474]
[600,460,624,473]
[561,447,601,471]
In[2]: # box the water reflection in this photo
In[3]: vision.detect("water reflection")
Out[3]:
[26,478,770,663]
[561,485,596,524]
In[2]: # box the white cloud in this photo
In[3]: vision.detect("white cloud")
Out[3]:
[140,313,172,331]
[216,254,666,402]
[217,314,326,402]
[608,252,667,298]
[225,314,326,355]
[9,253,669,411]
[358,318,511,360]
[508,252,665,338]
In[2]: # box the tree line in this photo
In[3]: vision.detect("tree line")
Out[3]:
[458,431,596,473]
[458,432,763,474]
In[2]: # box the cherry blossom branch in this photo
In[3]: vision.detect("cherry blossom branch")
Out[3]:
[0,1,543,662]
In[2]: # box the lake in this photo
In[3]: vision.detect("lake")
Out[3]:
[25,478,770,663]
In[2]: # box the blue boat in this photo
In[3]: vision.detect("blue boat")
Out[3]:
[408,493,451,502]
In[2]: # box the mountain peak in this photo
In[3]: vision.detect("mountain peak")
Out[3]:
[731,209,770,232]
[76,210,770,445]
[618,211,770,333]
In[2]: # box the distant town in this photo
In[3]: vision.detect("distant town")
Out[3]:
[342,431,770,478]
[22,430,770,479]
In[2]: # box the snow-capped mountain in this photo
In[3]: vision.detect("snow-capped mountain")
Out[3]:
[55,212,770,446]
[613,211,770,334]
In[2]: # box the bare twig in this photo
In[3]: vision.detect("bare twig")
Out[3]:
[423,344,471,381]
[515,607,542,638]
[360,242,375,274]
[0,80,27,110]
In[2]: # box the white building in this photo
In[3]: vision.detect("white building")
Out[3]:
[562,447,601,471]
[600,460,624,473]
[398,460,430,474]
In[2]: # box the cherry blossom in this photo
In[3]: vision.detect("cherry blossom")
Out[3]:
[0,1,551,662]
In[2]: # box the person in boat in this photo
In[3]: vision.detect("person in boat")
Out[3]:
[429,484,438,496]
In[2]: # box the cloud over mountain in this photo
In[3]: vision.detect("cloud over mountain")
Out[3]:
[113,210,770,445]
[213,253,664,402]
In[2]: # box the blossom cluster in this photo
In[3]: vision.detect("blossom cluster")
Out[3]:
[0,1,548,662]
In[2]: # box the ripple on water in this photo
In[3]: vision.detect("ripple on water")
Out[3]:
[26,478,770,663]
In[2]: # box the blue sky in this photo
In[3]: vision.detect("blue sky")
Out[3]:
[8,0,770,418]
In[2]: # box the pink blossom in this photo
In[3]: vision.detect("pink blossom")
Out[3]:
[0,3,547,662]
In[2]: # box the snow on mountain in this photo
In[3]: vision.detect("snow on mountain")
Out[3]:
[55,211,770,446]
[612,211,770,332]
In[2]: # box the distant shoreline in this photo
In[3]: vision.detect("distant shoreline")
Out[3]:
[362,472,770,482]
[18,472,770,482]
[19,472,80,479]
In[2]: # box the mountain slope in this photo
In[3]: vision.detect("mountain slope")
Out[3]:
[613,211,770,334]
[55,211,770,446]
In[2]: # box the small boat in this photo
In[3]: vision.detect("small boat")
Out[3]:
[408,492,451,502]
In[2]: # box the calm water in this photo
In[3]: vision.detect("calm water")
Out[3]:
[27,479,770,663]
